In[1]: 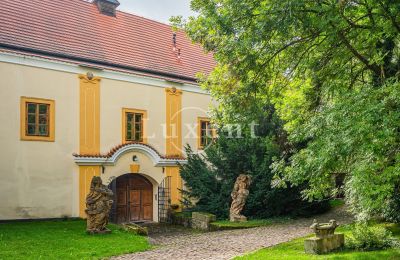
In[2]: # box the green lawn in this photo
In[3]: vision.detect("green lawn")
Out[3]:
[211,217,290,230]
[329,199,345,208]
[236,223,400,259]
[0,219,150,259]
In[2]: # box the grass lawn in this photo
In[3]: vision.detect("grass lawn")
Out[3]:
[329,199,345,208]
[236,223,400,259]
[211,217,290,230]
[0,219,150,259]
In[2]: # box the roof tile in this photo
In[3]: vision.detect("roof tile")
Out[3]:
[0,0,216,82]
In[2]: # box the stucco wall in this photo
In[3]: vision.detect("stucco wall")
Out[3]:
[0,62,79,219]
[181,91,213,152]
[100,78,167,154]
[101,79,214,156]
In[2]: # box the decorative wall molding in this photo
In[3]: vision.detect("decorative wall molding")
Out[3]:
[0,51,209,95]
[73,143,187,167]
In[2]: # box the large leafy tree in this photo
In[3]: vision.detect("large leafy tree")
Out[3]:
[173,0,400,220]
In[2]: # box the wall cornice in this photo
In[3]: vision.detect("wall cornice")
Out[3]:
[0,51,209,95]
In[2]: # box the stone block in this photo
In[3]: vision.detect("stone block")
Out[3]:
[191,212,216,231]
[304,234,344,254]
[121,223,148,236]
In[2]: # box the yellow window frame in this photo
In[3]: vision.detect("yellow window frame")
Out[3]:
[197,117,216,150]
[20,97,55,142]
[122,108,147,144]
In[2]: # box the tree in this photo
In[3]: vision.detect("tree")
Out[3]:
[180,119,330,219]
[173,0,400,220]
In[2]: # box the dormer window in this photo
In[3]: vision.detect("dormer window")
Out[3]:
[94,0,120,16]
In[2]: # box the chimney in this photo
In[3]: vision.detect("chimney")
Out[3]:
[94,0,120,16]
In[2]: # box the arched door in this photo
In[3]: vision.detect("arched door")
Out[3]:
[115,174,153,223]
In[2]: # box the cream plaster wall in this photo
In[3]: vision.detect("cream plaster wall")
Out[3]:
[100,79,166,154]
[0,62,79,220]
[181,91,214,152]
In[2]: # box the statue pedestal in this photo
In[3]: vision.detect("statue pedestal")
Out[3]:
[304,234,344,254]
[230,215,247,222]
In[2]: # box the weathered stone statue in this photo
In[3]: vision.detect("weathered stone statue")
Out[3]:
[230,174,252,222]
[85,176,114,234]
[304,219,344,254]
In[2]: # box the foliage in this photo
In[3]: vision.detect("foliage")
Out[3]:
[0,220,149,259]
[179,119,330,219]
[346,223,400,251]
[278,81,400,221]
[173,0,400,221]
[382,187,400,223]
[235,224,400,260]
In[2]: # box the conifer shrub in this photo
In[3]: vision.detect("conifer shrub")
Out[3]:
[180,122,330,219]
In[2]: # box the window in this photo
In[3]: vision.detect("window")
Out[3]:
[20,97,55,142]
[122,108,147,143]
[198,118,215,149]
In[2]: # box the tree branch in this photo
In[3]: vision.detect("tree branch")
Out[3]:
[336,30,380,76]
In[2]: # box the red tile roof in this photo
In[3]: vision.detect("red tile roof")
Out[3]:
[0,0,216,83]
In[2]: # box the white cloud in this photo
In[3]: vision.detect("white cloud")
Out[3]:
[117,0,195,24]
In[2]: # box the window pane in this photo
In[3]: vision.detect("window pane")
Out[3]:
[135,123,141,132]
[201,128,207,137]
[27,114,36,124]
[127,122,132,131]
[135,131,142,141]
[201,121,207,131]
[126,113,133,122]
[38,125,48,136]
[126,131,132,140]
[39,115,48,125]
[201,137,207,147]
[39,104,48,115]
[27,103,36,113]
[27,124,36,135]
[135,114,142,123]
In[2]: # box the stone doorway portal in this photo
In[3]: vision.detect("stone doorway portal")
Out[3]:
[113,174,153,223]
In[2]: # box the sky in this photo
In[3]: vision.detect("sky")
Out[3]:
[117,0,196,24]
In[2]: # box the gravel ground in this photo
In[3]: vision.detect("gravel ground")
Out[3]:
[112,207,353,260]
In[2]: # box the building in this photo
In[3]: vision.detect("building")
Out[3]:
[0,0,216,222]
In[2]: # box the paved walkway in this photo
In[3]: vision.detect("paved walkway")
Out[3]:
[113,207,353,260]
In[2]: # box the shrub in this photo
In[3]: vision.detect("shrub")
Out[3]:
[346,223,400,251]
[382,187,400,223]
[180,116,330,219]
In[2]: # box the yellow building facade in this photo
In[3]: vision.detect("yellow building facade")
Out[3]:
[0,0,216,222]
[0,53,213,222]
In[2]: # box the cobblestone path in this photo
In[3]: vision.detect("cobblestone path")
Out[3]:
[112,207,352,260]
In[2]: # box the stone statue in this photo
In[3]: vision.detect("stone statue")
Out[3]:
[305,219,344,254]
[230,174,252,222]
[310,219,339,238]
[85,176,114,234]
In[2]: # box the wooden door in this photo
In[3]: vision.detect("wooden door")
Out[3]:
[129,190,141,221]
[115,174,153,223]
[142,189,153,220]
[116,177,128,223]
